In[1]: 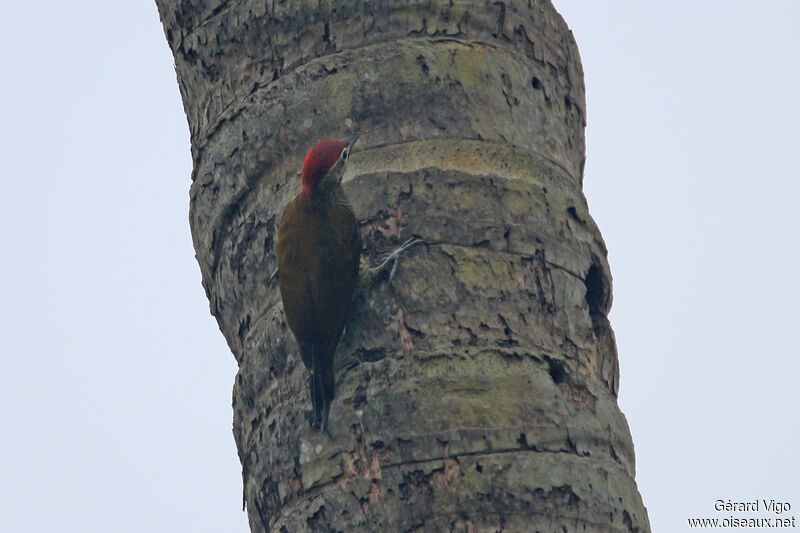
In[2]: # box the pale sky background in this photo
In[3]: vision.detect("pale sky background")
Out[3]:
[0,1,796,532]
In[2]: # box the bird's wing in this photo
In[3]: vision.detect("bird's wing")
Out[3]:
[314,200,361,344]
[276,195,361,347]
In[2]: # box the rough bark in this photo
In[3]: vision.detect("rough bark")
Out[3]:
[156,1,650,531]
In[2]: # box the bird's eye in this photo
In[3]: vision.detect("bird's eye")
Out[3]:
[342,148,349,159]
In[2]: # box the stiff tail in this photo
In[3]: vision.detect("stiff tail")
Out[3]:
[305,344,335,430]
[299,340,337,430]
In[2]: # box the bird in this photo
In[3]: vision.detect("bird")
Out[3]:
[276,135,424,430]
[276,135,362,430]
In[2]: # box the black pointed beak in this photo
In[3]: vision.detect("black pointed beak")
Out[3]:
[346,134,361,150]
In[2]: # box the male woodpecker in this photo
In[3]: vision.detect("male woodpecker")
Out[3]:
[276,135,422,430]
[277,135,362,430]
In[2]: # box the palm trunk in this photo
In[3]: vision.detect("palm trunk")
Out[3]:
[156,1,650,531]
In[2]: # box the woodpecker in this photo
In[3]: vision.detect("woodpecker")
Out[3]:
[276,135,423,430]
[277,135,362,430]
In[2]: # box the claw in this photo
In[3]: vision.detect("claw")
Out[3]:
[377,237,424,281]
[269,267,279,283]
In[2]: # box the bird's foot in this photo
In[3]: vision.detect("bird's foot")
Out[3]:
[370,237,424,283]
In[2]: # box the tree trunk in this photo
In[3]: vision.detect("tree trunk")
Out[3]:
[156,1,650,531]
